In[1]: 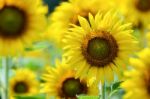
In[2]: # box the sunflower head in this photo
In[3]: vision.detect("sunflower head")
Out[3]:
[121,48,150,99]
[10,69,39,96]
[63,11,138,83]
[0,0,48,56]
[41,60,99,98]
[114,0,150,30]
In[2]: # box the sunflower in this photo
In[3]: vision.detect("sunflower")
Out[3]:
[10,69,39,97]
[121,48,150,99]
[113,0,150,29]
[63,11,138,83]
[0,0,47,56]
[41,60,99,99]
[47,0,114,46]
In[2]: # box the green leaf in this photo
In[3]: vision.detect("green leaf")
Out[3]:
[78,96,100,99]
[112,81,123,90]
[15,95,45,99]
[108,89,119,99]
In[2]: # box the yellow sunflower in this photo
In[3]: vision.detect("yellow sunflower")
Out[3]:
[121,48,150,99]
[41,60,99,99]
[47,0,114,46]
[113,0,150,29]
[0,0,47,56]
[10,69,39,97]
[63,11,138,83]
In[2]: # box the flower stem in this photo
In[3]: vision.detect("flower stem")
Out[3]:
[102,81,106,99]
[1,57,9,99]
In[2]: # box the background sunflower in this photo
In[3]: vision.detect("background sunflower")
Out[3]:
[113,0,150,30]
[10,69,39,97]
[0,0,47,56]
[121,48,150,99]
[46,0,114,46]
[41,61,99,98]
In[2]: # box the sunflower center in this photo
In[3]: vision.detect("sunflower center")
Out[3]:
[62,78,87,97]
[14,82,28,94]
[0,6,26,39]
[82,31,118,67]
[87,38,110,59]
[135,0,150,12]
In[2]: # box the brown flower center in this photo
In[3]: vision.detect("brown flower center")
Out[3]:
[13,81,29,94]
[82,31,118,67]
[61,78,87,98]
[0,6,27,39]
[135,0,150,12]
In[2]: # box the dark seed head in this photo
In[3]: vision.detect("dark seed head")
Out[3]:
[61,78,87,98]
[14,82,28,94]
[87,38,110,59]
[0,6,27,39]
[135,0,150,12]
[82,31,118,67]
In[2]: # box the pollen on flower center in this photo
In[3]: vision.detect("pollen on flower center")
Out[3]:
[135,0,150,12]
[14,82,28,93]
[82,31,118,67]
[0,6,27,39]
[61,78,87,97]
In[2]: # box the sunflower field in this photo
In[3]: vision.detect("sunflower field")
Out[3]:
[0,0,150,99]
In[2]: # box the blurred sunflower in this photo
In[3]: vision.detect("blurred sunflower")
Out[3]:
[63,11,138,83]
[10,69,39,96]
[121,48,150,99]
[0,0,47,56]
[114,0,150,29]
[47,0,114,46]
[41,61,99,99]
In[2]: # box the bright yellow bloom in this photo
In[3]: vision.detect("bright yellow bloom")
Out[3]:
[121,48,150,99]
[41,60,99,99]
[63,11,138,83]
[10,69,39,96]
[113,0,150,29]
[0,0,48,56]
[47,0,114,46]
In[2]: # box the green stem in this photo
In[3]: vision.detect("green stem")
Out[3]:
[1,57,9,99]
[102,81,106,99]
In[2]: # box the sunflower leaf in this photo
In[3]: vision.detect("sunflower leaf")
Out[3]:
[78,95,100,99]
[15,95,45,99]
[112,81,123,90]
